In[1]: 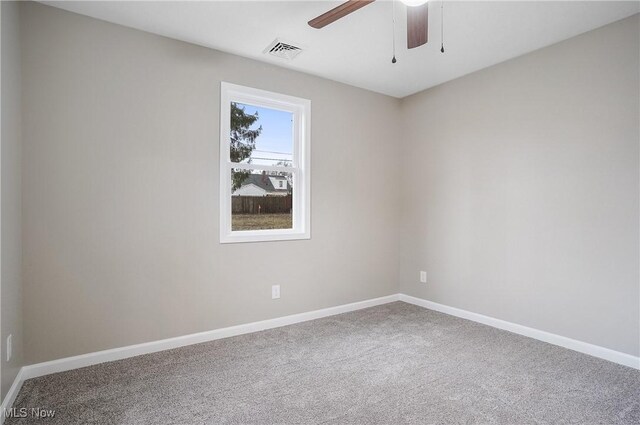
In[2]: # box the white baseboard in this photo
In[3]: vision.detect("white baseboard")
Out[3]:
[399,293,640,370]
[2,291,637,421]
[0,293,399,421]
[20,294,399,382]
[1,367,25,423]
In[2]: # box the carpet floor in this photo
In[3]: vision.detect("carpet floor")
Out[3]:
[7,302,640,424]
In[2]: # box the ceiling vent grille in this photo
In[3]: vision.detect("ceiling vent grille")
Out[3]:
[264,39,303,61]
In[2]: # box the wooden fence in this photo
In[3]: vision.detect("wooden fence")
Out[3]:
[232,195,292,214]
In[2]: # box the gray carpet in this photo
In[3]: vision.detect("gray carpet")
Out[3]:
[7,302,640,424]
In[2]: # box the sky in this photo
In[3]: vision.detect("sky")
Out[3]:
[236,102,293,168]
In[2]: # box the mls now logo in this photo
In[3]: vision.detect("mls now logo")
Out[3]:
[4,407,56,419]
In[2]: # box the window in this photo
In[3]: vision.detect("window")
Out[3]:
[219,82,310,243]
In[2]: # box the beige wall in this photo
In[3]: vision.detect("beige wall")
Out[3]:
[399,14,640,356]
[20,2,401,364]
[15,2,640,366]
[1,0,24,400]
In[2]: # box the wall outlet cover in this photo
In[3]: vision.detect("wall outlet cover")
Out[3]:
[7,334,12,362]
[272,285,281,299]
[420,271,427,283]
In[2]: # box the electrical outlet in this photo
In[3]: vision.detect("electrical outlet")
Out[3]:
[420,271,427,284]
[272,285,281,299]
[6,334,12,362]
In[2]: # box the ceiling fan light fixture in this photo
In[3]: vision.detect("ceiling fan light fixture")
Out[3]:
[401,0,429,7]
[309,0,430,49]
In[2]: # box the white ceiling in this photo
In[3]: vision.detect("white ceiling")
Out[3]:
[41,1,639,98]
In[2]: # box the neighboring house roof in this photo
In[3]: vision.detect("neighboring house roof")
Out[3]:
[238,173,290,194]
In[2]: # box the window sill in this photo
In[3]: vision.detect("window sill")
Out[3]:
[220,229,310,244]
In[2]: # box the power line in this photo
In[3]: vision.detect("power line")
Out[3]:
[253,149,293,156]
[249,157,292,162]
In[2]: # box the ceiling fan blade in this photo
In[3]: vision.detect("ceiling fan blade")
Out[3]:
[308,0,375,29]
[407,3,428,49]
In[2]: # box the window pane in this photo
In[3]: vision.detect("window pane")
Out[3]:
[230,102,293,167]
[231,169,293,231]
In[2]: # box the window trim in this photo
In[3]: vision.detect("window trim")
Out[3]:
[219,82,310,244]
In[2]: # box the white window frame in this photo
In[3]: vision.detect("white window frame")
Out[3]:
[219,82,310,243]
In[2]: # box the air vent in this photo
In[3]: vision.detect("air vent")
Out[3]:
[264,39,303,61]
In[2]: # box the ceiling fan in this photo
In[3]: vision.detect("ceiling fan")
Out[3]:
[308,0,430,49]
